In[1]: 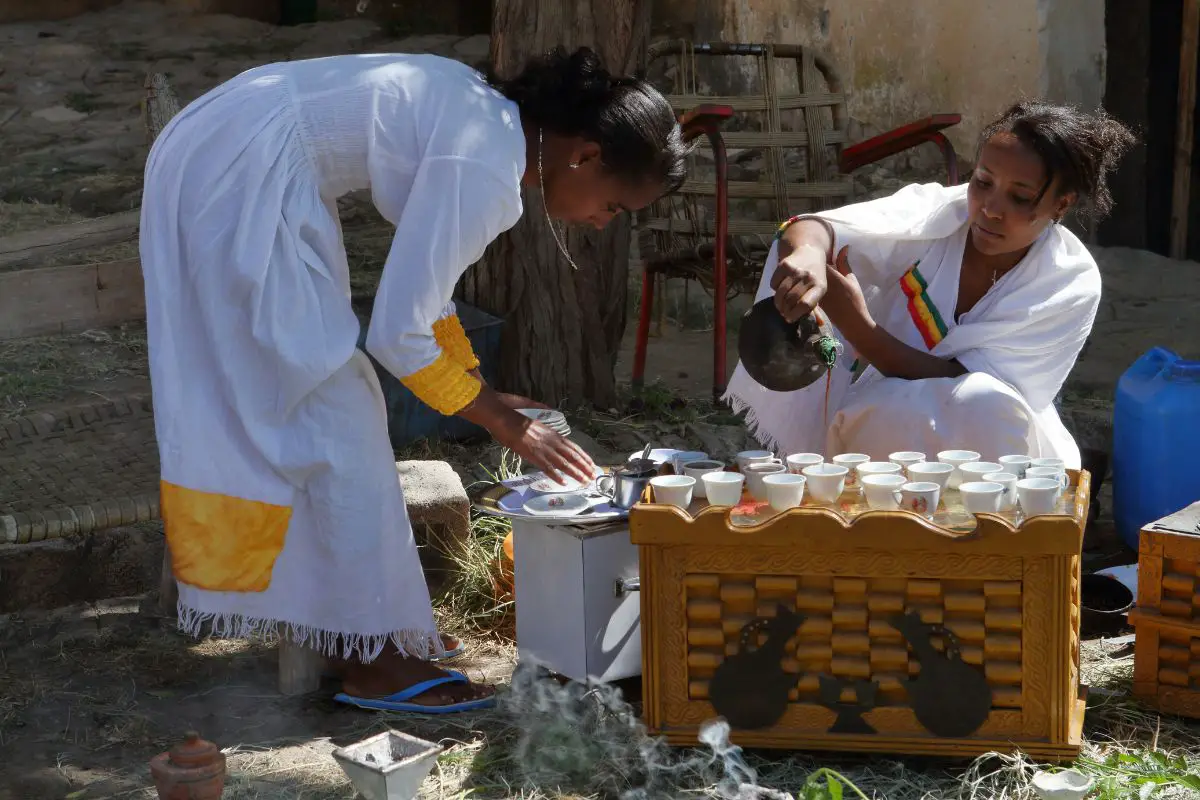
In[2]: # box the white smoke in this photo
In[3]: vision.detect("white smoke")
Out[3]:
[500,659,796,800]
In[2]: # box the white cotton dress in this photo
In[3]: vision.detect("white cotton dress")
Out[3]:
[139,54,526,660]
[725,183,1101,468]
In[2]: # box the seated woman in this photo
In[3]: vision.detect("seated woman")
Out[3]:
[725,102,1135,467]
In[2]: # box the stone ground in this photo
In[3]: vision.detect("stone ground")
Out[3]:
[1,3,1199,798]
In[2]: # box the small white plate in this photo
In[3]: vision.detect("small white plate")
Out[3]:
[527,469,598,494]
[522,493,590,517]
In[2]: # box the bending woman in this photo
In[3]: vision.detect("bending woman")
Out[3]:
[725,102,1134,467]
[140,47,688,711]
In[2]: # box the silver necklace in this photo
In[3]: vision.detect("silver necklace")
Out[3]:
[538,128,579,271]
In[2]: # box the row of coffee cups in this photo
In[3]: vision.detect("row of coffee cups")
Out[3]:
[647,447,1070,517]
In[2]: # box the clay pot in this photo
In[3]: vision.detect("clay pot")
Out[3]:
[150,731,226,800]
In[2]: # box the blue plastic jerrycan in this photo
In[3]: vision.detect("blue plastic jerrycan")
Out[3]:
[1112,347,1200,550]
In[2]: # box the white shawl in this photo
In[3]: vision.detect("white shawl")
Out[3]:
[723,182,1101,456]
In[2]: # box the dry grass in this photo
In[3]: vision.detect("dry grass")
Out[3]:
[0,324,149,420]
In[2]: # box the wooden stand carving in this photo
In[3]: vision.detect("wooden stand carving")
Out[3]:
[631,470,1090,760]
[1130,501,1200,719]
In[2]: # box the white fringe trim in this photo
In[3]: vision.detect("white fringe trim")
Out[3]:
[721,388,782,454]
[176,601,444,663]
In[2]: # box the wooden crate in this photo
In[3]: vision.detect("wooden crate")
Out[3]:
[630,470,1090,760]
[1130,501,1200,719]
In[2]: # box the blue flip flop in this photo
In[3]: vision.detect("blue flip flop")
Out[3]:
[431,641,465,661]
[333,670,495,714]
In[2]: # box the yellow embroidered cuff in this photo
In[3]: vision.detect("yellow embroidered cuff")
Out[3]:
[400,352,482,415]
[432,314,481,370]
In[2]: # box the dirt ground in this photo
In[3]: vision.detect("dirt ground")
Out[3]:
[2,4,1200,799]
[0,599,521,800]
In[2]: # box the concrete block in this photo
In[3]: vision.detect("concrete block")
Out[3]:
[396,460,470,589]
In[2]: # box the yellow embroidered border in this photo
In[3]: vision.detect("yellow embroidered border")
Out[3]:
[401,352,482,415]
[432,314,480,370]
[161,481,292,593]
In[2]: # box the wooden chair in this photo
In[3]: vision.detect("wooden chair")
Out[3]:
[631,42,962,403]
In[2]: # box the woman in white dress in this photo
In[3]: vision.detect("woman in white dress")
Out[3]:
[725,102,1135,467]
[140,46,689,712]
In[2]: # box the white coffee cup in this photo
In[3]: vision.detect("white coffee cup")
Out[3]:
[650,475,695,509]
[671,451,709,474]
[802,463,849,503]
[861,473,907,510]
[682,460,725,498]
[744,462,787,500]
[1026,466,1069,494]
[959,481,1005,514]
[736,450,780,471]
[959,461,1004,485]
[832,453,871,488]
[889,451,926,472]
[983,471,1019,512]
[1030,457,1066,472]
[899,481,940,518]
[1018,477,1061,516]
[703,472,745,506]
[857,462,903,484]
[786,452,824,474]
[763,474,807,511]
[998,455,1032,478]
[937,450,983,489]
[907,461,954,494]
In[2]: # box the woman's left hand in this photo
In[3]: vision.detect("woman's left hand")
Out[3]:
[821,245,873,334]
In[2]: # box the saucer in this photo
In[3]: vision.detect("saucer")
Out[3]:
[522,493,590,517]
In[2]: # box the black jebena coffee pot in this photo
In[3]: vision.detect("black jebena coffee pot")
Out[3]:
[737,298,840,392]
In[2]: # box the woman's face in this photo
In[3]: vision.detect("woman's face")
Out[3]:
[541,141,665,229]
[966,132,1075,257]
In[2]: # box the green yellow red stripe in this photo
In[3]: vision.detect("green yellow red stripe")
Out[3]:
[900,263,948,350]
[775,215,805,240]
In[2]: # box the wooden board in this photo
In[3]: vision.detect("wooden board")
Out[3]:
[0,258,145,340]
[0,209,140,271]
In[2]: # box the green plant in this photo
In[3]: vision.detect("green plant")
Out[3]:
[1077,750,1200,799]
[799,767,870,800]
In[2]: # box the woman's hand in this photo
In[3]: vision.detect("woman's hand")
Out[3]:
[820,246,872,332]
[493,419,596,485]
[771,224,831,323]
[456,383,593,484]
[816,246,964,381]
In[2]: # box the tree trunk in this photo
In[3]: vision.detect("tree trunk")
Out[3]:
[458,0,651,410]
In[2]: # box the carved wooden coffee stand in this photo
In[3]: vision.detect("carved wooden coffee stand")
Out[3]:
[630,471,1090,761]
